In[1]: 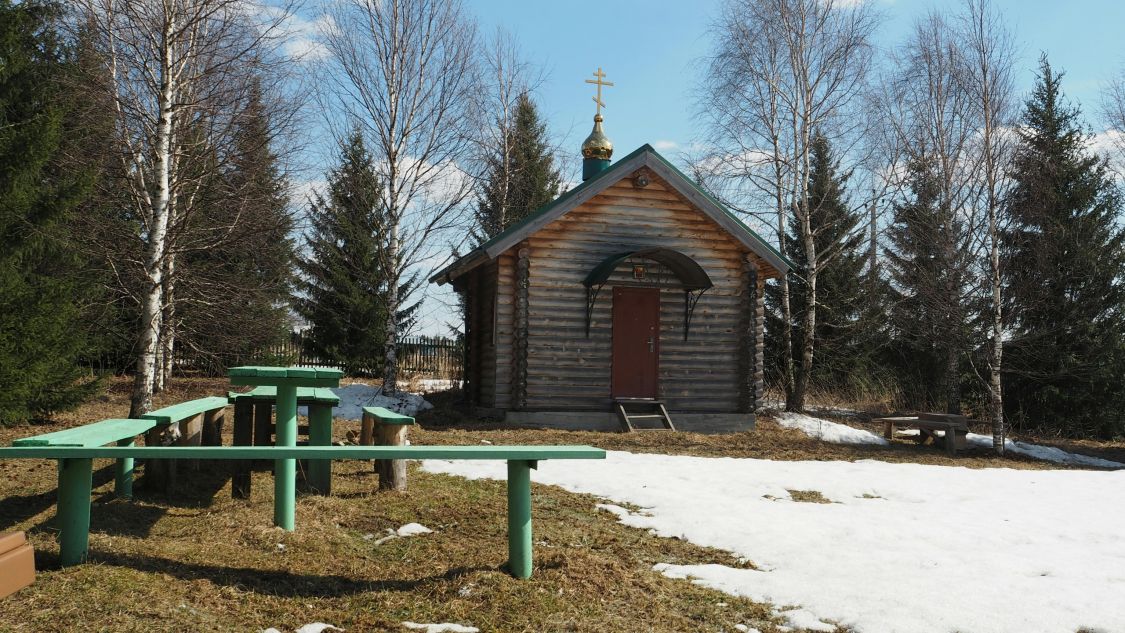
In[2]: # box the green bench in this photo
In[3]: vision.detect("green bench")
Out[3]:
[0,444,605,578]
[13,418,159,503]
[138,396,229,489]
[360,406,415,491]
[227,387,341,496]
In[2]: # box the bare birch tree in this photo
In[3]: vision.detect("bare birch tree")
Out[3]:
[320,0,478,393]
[958,0,1015,452]
[74,0,296,416]
[702,0,878,411]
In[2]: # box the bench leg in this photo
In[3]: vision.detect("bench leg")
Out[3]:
[883,420,893,439]
[506,460,534,579]
[232,399,253,498]
[376,424,409,491]
[253,402,272,469]
[274,385,298,531]
[946,429,958,457]
[307,404,332,495]
[115,438,135,499]
[57,458,93,566]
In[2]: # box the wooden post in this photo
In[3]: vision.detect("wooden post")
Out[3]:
[512,241,530,410]
[252,402,272,469]
[203,408,225,446]
[114,438,135,499]
[57,458,92,567]
[143,426,175,492]
[231,398,252,499]
[752,269,766,412]
[179,413,203,471]
[375,423,409,491]
[506,459,533,579]
[274,385,297,531]
[738,256,756,414]
[307,404,333,495]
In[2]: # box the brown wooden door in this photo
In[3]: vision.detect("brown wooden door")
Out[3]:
[612,287,660,399]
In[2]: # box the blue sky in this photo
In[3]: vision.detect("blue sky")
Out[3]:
[471,0,1125,175]
[294,0,1125,335]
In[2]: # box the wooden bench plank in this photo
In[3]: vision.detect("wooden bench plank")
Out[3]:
[362,406,415,424]
[12,418,159,447]
[139,396,230,425]
[0,445,606,460]
[227,386,341,405]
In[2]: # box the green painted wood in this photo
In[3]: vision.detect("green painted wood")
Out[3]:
[227,386,340,405]
[362,406,415,425]
[274,385,298,531]
[12,418,159,447]
[307,404,333,495]
[228,366,344,380]
[507,460,533,579]
[139,397,229,425]
[57,457,92,566]
[0,445,606,460]
[229,376,341,388]
[115,438,135,499]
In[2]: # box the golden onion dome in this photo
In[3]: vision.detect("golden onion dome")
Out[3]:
[581,114,613,161]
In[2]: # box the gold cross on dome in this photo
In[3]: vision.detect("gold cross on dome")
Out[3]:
[585,67,614,116]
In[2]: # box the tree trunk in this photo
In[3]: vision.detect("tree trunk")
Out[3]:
[129,26,176,419]
[383,225,400,394]
[160,257,176,390]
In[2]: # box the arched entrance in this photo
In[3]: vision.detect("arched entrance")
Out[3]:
[582,248,713,399]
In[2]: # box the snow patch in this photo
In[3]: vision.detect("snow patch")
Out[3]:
[772,411,888,445]
[396,523,433,537]
[422,451,1125,633]
[964,433,1124,469]
[295,625,343,633]
[300,383,433,419]
[402,623,478,633]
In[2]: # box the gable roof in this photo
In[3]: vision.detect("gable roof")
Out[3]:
[430,144,792,285]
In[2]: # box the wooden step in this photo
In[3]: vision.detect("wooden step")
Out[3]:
[613,399,676,432]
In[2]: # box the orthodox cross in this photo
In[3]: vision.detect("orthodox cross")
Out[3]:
[585,67,614,116]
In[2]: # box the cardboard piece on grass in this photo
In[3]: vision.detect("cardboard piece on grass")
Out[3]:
[0,531,35,599]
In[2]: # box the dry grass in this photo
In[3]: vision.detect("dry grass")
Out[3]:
[1,376,1118,632]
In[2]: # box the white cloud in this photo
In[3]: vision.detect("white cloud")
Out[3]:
[652,140,680,152]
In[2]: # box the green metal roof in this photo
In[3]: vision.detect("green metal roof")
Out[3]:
[429,144,792,285]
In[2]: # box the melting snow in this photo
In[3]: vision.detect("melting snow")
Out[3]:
[401,624,479,633]
[772,411,888,445]
[422,450,1125,633]
[396,523,433,537]
[299,383,433,419]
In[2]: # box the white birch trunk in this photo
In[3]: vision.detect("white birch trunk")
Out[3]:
[129,16,176,418]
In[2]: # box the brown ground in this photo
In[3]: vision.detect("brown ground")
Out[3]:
[1,376,1120,632]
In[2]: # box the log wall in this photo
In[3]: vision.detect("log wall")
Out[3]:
[485,171,753,413]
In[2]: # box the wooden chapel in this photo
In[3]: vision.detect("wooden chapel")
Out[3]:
[430,70,789,431]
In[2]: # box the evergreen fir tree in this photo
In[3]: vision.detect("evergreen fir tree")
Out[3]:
[765,134,872,394]
[884,150,973,411]
[296,131,418,375]
[179,82,296,367]
[474,93,561,241]
[1001,56,1125,438]
[0,0,99,423]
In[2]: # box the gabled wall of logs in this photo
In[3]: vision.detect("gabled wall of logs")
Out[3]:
[461,168,776,415]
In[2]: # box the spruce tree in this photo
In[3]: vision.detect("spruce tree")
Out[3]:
[296,131,418,375]
[0,0,98,423]
[474,93,561,241]
[1001,56,1125,438]
[179,82,295,368]
[766,135,871,395]
[884,151,973,412]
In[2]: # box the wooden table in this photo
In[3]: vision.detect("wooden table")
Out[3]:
[228,386,341,497]
[228,366,343,530]
[876,413,969,456]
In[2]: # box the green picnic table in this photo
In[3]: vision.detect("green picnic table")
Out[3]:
[228,366,343,530]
